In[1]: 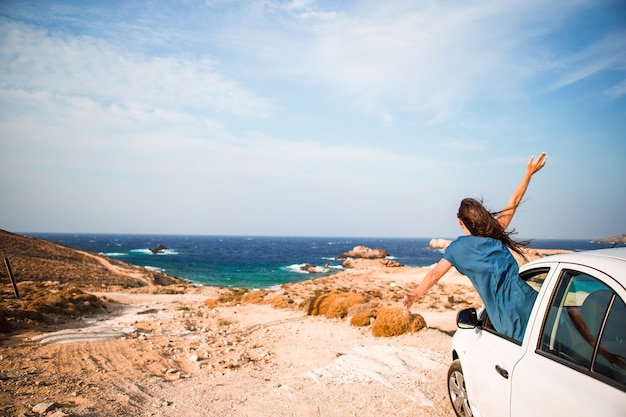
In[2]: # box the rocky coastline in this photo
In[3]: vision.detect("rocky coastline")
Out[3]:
[0,230,576,417]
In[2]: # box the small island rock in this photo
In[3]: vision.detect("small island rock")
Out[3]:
[300,264,329,274]
[150,244,168,254]
[342,258,403,269]
[429,239,451,250]
[337,246,403,269]
[338,246,389,259]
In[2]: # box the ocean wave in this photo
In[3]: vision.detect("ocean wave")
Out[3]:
[101,252,127,257]
[265,284,283,291]
[144,266,164,272]
[155,249,179,255]
[129,249,153,255]
[327,241,353,245]
[129,248,179,255]
[283,263,336,274]
[283,264,312,274]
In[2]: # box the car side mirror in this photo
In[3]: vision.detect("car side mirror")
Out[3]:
[457,308,478,329]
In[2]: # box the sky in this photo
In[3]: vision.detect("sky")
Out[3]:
[0,0,625,239]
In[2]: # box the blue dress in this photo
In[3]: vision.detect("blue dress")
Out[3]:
[443,235,537,341]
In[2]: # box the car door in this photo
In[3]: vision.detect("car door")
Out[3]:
[510,263,626,417]
[460,267,549,417]
[459,328,522,416]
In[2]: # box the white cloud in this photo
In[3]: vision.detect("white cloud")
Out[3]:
[213,0,621,123]
[549,31,626,92]
[605,79,626,99]
[0,75,423,189]
[0,20,274,118]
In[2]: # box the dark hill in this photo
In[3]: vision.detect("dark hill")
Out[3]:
[0,229,189,332]
[0,229,185,289]
[593,234,626,244]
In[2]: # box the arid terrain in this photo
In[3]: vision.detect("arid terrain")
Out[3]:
[0,230,567,417]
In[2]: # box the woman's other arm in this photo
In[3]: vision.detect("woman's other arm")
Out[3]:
[403,258,453,311]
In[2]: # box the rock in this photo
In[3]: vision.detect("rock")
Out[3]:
[337,246,402,269]
[429,238,451,249]
[32,402,55,414]
[150,244,168,254]
[337,246,389,259]
[300,264,327,274]
[342,258,403,269]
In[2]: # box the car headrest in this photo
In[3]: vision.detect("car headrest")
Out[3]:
[580,290,612,336]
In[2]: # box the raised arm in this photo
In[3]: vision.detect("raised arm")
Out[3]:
[403,258,453,311]
[497,152,547,230]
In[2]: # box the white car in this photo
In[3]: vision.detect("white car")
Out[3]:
[448,247,626,417]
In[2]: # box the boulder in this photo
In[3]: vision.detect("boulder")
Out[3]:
[150,244,168,254]
[338,246,389,259]
[300,264,327,274]
[338,246,402,269]
[429,238,451,250]
[342,258,403,269]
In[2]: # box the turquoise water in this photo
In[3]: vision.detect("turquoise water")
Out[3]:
[27,234,621,289]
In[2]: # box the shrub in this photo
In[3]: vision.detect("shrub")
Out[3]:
[271,295,292,309]
[371,307,426,337]
[348,302,379,327]
[241,290,265,304]
[325,293,366,319]
[350,311,372,327]
[217,288,249,306]
[306,290,367,318]
[22,288,104,317]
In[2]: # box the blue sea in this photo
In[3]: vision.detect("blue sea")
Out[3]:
[26,234,622,289]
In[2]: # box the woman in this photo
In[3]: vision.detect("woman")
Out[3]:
[403,152,547,341]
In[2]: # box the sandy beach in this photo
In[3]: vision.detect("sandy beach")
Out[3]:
[0,231,568,417]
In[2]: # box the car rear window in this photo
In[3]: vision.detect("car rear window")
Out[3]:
[539,269,626,389]
[595,296,626,385]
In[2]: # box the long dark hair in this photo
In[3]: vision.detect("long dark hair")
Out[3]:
[457,198,528,258]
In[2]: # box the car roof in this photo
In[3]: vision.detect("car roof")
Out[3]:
[523,247,626,286]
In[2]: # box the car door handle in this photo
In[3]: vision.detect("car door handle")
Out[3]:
[495,365,509,379]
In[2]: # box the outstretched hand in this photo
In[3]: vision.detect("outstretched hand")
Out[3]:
[403,292,416,311]
[527,152,547,176]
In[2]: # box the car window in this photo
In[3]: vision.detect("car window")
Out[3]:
[521,267,550,292]
[594,296,626,385]
[539,269,626,388]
